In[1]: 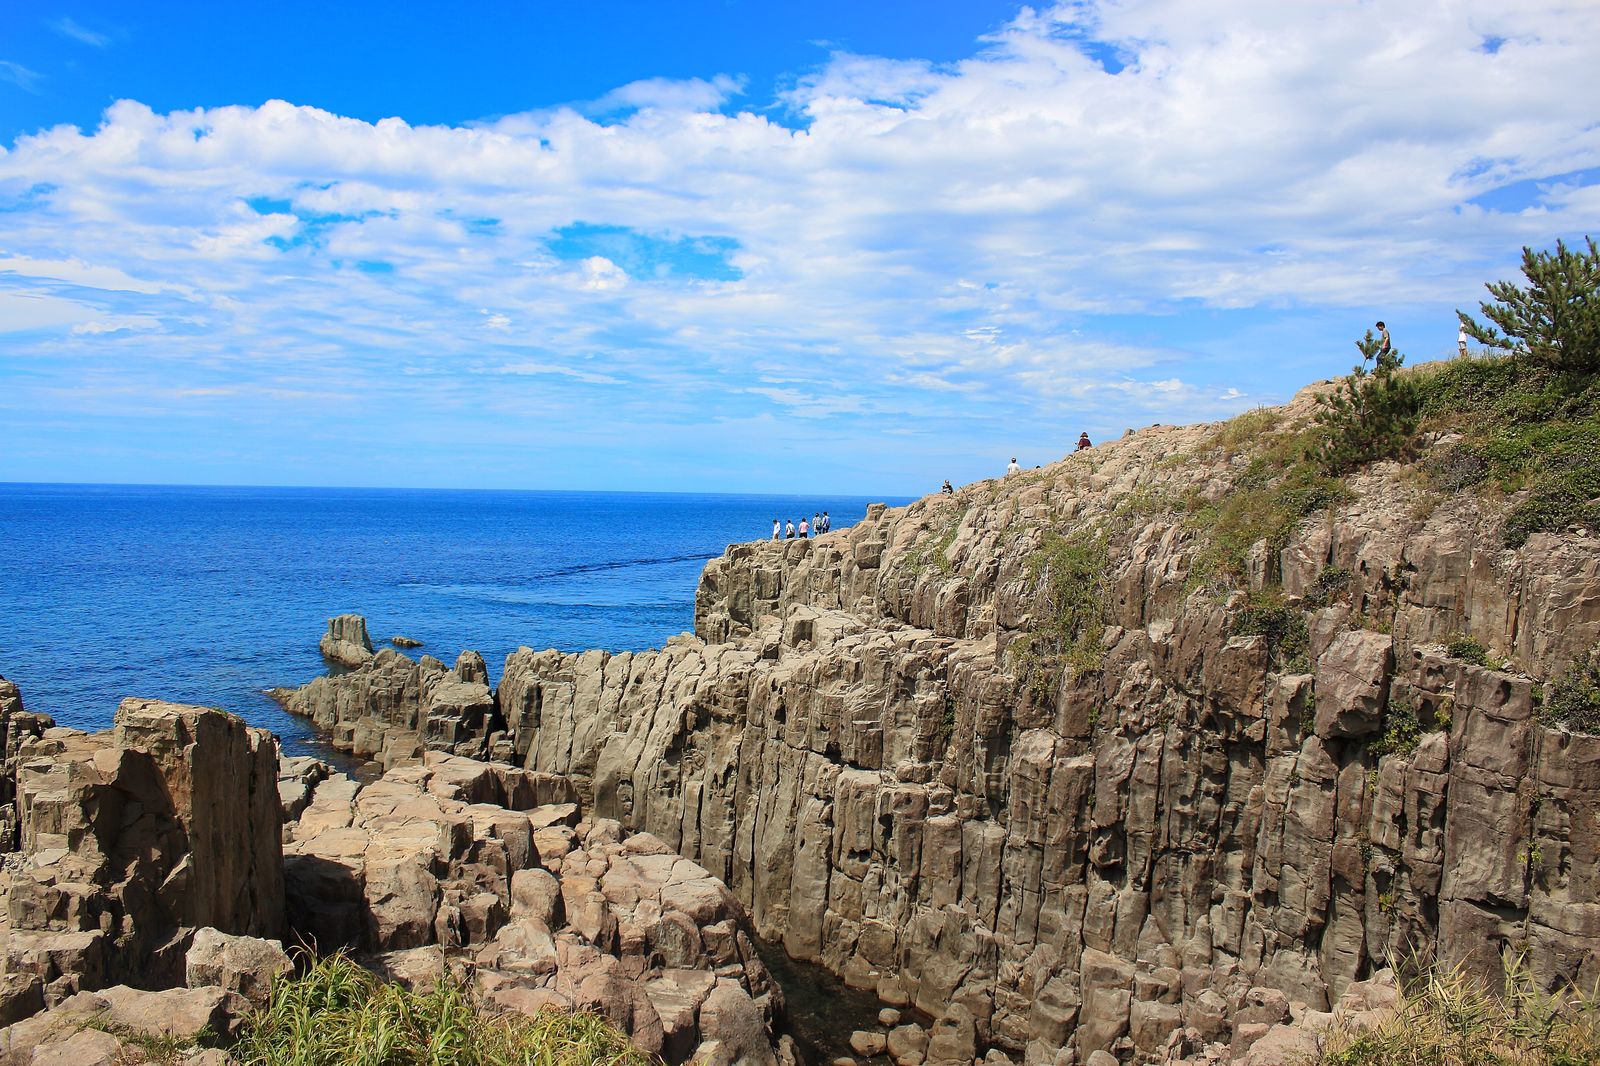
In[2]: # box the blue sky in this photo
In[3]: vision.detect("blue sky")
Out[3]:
[2,1,1599,495]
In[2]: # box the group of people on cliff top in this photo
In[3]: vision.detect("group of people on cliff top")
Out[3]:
[1003,433,1093,478]
[772,512,829,540]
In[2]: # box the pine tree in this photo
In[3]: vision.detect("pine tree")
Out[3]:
[1313,330,1419,474]
[1459,236,1600,374]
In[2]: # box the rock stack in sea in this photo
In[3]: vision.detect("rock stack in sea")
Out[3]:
[267,381,1600,1064]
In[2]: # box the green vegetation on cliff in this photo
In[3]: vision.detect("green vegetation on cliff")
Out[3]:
[235,954,650,1066]
[1012,526,1110,695]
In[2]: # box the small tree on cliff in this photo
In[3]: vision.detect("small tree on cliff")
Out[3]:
[1459,236,1600,374]
[1313,331,1419,474]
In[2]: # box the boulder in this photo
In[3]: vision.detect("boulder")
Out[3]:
[185,927,292,1007]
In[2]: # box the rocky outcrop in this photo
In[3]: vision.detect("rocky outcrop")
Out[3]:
[283,750,791,1064]
[272,646,502,765]
[272,388,1600,1063]
[0,699,283,1007]
[320,613,375,667]
[0,983,246,1065]
[0,679,51,852]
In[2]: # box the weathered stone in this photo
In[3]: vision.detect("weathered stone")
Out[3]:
[185,927,291,1007]
[320,613,375,667]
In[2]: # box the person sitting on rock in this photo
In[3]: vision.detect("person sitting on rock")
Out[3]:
[1076,432,1092,451]
[1006,457,1020,476]
[942,479,954,494]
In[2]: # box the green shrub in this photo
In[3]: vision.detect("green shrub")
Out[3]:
[1415,355,1600,547]
[1304,565,1352,608]
[1010,527,1110,696]
[1313,331,1420,474]
[1445,634,1491,667]
[1544,651,1600,735]
[1186,427,1350,589]
[234,952,652,1066]
[1460,236,1600,375]
[1370,695,1423,759]
[1234,589,1309,667]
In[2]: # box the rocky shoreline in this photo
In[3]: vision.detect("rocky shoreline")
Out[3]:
[4,382,1599,1064]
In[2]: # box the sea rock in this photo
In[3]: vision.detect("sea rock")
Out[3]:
[320,613,375,667]
[392,635,424,648]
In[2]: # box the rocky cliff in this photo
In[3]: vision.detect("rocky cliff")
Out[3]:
[280,383,1600,1064]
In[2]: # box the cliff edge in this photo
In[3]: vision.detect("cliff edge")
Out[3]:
[281,367,1600,1064]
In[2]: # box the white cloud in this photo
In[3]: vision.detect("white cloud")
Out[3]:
[0,61,41,92]
[1,0,1598,488]
[51,17,110,48]
[589,74,745,115]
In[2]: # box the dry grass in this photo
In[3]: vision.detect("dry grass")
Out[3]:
[1319,959,1600,1066]
[233,952,652,1066]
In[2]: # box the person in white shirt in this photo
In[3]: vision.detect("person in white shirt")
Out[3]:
[1458,325,1469,358]
[772,519,781,541]
[1006,457,1020,476]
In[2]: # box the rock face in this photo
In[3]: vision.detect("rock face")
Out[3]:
[0,679,51,851]
[283,750,788,1063]
[320,612,375,667]
[273,387,1600,1063]
[0,699,284,1006]
[268,392,1600,1062]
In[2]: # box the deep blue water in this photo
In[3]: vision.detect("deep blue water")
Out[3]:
[0,484,908,755]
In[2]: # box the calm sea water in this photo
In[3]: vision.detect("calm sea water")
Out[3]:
[0,484,908,754]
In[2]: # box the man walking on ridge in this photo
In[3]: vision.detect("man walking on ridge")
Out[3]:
[1376,321,1391,356]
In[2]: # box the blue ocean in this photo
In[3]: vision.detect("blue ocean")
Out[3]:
[0,484,909,755]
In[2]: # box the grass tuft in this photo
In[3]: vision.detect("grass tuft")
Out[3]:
[233,952,653,1066]
[1319,957,1600,1066]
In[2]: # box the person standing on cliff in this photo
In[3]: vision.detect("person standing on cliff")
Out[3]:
[771,519,781,541]
[798,517,809,539]
[1007,457,1020,476]
[1458,323,1469,358]
[785,519,795,539]
[1376,321,1391,356]
[821,511,830,532]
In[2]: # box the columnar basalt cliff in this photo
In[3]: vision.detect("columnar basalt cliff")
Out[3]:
[268,385,1600,1063]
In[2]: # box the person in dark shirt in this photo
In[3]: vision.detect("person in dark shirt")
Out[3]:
[1076,432,1092,451]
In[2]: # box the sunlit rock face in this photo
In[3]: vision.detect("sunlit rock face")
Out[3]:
[496,390,1600,1062]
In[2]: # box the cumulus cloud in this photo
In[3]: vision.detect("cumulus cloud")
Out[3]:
[1,0,1598,490]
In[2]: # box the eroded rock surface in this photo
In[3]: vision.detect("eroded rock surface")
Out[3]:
[272,645,501,765]
[284,750,789,1064]
[0,699,283,1006]
[320,612,376,667]
[274,387,1600,1063]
